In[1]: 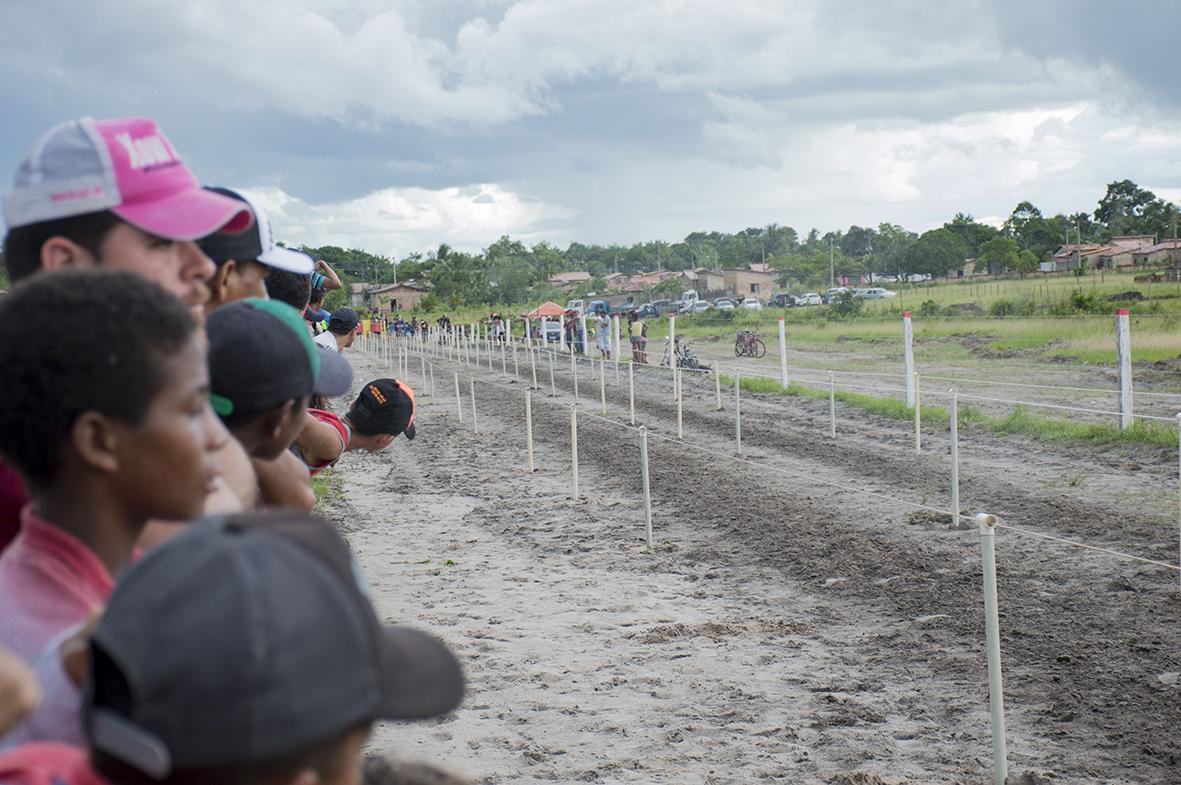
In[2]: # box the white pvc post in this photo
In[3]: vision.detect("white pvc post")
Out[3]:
[525,318,532,348]
[1116,308,1133,430]
[429,362,436,398]
[453,372,463,422]
[581,314,589,358]
[977,512,1008,785]
[676,367,684,440]
[571,347,579,401]
[950,389,960,527]
[549,353,557,396]
[639,426,653,549]
[735,370,742,455]
[715,367,723,411]
[829,371,836,438]
[777,316,789,388]
[903,310,916,407]
[526,389,535,473]
[600,358,607,414]
[613,314,622,360]
[530,348,539,389]
[668,315,677,401]
[628,361,636,425]
[914,372,922,453]
[540,317,548,347]
[513,340,520,380]
[560,320,567,352]
[469,379,478,434]
[570,404,580,501]
[420,355,427,395]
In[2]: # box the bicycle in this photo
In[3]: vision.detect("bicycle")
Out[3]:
[734,330,766,358]
[660,335,711,370]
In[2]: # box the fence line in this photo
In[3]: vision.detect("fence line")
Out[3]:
[408,342,1180,576]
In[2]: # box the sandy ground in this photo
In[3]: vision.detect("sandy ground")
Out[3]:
[320,341,1181,784]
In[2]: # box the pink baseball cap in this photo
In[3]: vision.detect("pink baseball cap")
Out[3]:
[3,116,252,240]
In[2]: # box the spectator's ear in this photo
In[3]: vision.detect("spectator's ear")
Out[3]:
[210,259,237,304]
[40,236,98,271]
[71,410,121,474]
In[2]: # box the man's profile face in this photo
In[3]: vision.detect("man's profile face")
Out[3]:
[97,223,215,322]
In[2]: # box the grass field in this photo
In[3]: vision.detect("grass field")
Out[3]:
[720,372,1179,448]
[412,269,1181,367]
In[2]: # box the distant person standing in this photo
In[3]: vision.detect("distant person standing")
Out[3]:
[629,311,648,363]
[595,311,612,360]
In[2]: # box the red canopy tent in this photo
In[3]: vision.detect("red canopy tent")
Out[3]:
[524,301,565,318]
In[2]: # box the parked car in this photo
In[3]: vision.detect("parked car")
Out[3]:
[800,292,822,305]
[542,320,564,343]
[687,300,712,313]
[635,302,657,317]
[566,298,585,314]
[741,297,763,310]
[824,287,850,304]
[860,287,898,299]
[713,298,737,310]
[650,299,675,314]
[769,292,797,308]
[609,302,636,315]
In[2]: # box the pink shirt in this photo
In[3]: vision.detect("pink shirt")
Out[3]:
[0,511,115,749]
[0,510,113,664]
[0,743,109,785]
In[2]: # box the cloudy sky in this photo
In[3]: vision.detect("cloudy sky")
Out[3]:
[3,0,1180,259]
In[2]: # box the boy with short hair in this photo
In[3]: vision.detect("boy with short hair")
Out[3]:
[0,269,225,744]
[265,268,313,313]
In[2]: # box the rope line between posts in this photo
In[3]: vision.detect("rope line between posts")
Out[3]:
[952,392,1178,422]
[404,340,1180,575]
[923,375,1181,399]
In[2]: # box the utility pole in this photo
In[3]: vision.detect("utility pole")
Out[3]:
[829,238,835,289]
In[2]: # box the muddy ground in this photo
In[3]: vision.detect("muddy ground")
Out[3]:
[323,343,1181,784]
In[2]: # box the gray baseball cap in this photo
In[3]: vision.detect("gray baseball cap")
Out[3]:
[84,513,464,778]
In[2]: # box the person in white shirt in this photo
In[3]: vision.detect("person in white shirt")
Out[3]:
[314,307,358,352]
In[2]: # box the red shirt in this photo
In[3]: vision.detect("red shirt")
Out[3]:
[0,510,114,664]
[0,461,29,554]
[301,408,350,477]
[0,743,108,785]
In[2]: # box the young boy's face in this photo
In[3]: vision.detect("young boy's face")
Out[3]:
[97,223,216,323]
[110,333,225,521]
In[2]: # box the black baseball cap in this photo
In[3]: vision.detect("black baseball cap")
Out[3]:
[206,298,352,418]
[347,378,416,440]
[328,307,359,334]
[197,187,313,273]
[84,512,465,778]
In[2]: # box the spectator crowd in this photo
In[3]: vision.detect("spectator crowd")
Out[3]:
[0,116,468,785]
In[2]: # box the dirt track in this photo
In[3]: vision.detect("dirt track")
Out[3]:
[326,342,1181,784]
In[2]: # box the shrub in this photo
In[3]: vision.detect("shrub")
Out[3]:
[918,299,942,318]
[989,299,1017,317]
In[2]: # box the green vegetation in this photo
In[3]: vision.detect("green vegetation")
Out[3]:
[311,467,344,508]
[719,373,1177,448]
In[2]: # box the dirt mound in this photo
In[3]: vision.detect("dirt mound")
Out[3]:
[905,510,954,527]
[830,770,906,784]
[637,618,813,643]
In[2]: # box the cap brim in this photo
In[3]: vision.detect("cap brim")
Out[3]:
[403,422,416,441]
[113,187,253,242]
[376,626,464,720]
[259,245,314,274]
[314,346,353,397]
